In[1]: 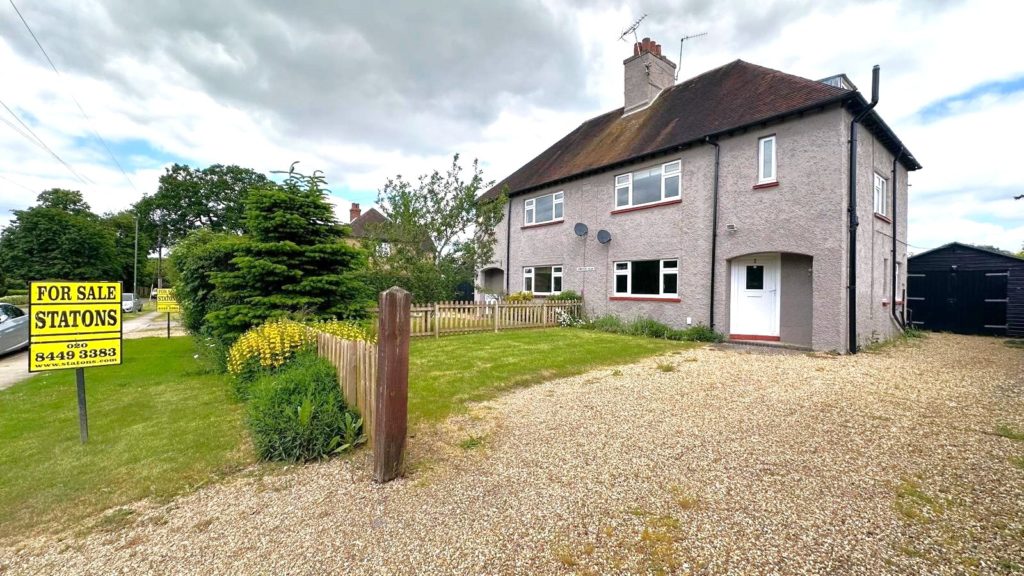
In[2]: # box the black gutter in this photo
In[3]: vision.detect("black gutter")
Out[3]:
[847,65,880,354]
[890,145,905,330]
[505,201,512,293]
[705,136,721,330]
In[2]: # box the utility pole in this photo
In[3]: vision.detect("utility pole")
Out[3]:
[132,213,139,296]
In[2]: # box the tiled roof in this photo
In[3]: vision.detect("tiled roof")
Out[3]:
[349,207,387,238]
[481,59,919,199]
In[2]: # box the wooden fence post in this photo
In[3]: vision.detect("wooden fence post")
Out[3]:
[374,286,410,483]
[433,302,440,338]
[493,300,499,332]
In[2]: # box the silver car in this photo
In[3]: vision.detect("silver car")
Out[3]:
[0,303,29,355]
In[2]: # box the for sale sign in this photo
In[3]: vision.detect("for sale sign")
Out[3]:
[155,288,180,313]
[29,281,123,372]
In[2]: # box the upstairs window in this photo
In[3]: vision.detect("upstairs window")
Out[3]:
[524,192,564,226]
[523,266,563,294]
[873,173,889,216]
[614,160,681,209]
[758,136,776,184]
[613,259,678,297]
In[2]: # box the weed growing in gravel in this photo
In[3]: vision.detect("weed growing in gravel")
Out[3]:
[994,424,1024,441]
[1004,339,1024,349]
[894,478,944,523]
[656,362,676,372]
[611,369,623,376]
[458,435,484,450]
[897,543,926,559]
[671,486,700,510]
[1010,456,1024,470]
[93,508,136,533]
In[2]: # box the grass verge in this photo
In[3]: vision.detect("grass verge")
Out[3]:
[0,337,251,538]
[409,328,692,423]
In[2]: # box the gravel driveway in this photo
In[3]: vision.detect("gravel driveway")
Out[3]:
[2,333,1022,575]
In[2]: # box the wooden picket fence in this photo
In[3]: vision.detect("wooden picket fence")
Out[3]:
[406,300,583,337]
[316,332,377,443]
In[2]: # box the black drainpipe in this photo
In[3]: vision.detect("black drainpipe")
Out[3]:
[890,145,905,330]
[705,136,721,330]
[847,64,880,354]
[505,200,512,293]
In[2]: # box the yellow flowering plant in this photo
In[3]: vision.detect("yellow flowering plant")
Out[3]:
[227,318,375,387]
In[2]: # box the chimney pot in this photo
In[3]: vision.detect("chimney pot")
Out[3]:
[642,37,652,52]
[349,203,361,222]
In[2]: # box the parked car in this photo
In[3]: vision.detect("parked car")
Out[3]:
[0,303,29,355]
[122,293,143,313]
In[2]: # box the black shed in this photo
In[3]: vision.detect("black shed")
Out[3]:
[907,242,1024,337]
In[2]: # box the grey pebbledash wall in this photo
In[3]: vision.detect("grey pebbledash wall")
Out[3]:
[482,103,909,352]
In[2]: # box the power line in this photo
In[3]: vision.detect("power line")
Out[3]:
[8,0,137,192]
[0,171,35,193]
[0,97,93,184]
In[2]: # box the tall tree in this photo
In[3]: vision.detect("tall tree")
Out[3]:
[363,155,506,302]
[202,165,367,342]
[0,189,120,282]
[136,163,273,245]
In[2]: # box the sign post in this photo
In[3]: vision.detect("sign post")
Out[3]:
[29,281,123,444]
[155,288,180,339]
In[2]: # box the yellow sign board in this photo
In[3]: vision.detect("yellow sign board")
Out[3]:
[156,289,181,313]
[29,281,122,372]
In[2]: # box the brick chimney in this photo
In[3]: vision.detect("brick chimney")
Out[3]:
[623,37,677,115]
[349,203,361,222]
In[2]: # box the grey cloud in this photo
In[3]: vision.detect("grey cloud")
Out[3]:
[1,0,593,154]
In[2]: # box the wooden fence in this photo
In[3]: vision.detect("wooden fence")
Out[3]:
[316,332,377,443]
[407,300,583,337]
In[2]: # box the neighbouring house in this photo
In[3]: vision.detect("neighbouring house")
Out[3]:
[908,242,1024,337]
[476,38,921,352]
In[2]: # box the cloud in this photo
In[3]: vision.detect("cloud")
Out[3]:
[0,0,1021,255]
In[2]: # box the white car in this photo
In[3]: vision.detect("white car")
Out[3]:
[0,303,29,355]
[122,293,143,313]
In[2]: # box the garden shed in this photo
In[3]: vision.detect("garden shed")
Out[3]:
[907,242,1024,337]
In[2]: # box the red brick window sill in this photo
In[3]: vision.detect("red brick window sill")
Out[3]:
[752,181,779,190]
[873,213,892,223]
[610,198,682,215]
[609,296,681,302]
[520,219,565,230]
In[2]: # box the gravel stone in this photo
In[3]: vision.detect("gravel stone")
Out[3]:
[1,333,1021,575]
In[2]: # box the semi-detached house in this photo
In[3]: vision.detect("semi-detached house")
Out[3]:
[477,38,921,352]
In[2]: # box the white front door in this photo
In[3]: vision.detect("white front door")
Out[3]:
[730,254,780,337]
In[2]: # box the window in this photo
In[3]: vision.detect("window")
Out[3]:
[745,265,764,290]
[524,191,563,225]
[523,266,562,294]
[378,242,391,257]
[613,259,678,298]
[614,160,681,209]
[758,136,776,183]
[874,173,889,216]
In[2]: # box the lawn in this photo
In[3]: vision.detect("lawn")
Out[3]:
[0,337,251,538]
[408,328,693,423]
[0,327,689,538]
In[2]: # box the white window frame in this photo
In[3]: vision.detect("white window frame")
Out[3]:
[613,259,678,298]
[523,265,562,295]
[524,191,564,226]
[758,135,777,184]
[614,160,682,209]
[873,173,889,216]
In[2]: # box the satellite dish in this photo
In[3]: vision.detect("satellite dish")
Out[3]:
[573,223,589,237]
[597,230,612,244]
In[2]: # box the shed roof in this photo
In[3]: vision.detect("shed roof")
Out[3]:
[480,59,921,200]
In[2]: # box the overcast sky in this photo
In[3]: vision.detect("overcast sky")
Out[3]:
[0,0,1021,253]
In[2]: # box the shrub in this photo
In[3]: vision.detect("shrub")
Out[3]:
[246,352,364,462]
[0,294,28,306]
[585,314,724,342]
[506,291,533,302]
[677,324,725,343]
[547,290,582,302]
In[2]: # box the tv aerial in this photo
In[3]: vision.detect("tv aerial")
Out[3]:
[618,14,647,45]
[675,32,708,80]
